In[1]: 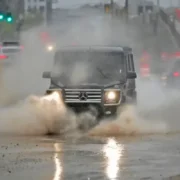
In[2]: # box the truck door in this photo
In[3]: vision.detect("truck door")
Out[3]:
[126,53,136,96]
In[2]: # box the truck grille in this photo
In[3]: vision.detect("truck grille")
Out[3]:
[64,89,102,103]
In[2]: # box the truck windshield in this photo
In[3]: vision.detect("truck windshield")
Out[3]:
[53,50,125,78]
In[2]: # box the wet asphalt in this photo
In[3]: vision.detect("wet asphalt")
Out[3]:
[1,135,180,180]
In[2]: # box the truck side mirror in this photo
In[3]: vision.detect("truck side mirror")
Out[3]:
[42,71,51,78]
[127,72,137,79]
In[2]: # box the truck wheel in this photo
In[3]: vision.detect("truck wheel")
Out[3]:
[131,91,137,105]
[121,95,126,103]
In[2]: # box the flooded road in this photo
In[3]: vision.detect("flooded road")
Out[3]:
[0,135,180,180]
[0,8,180,180]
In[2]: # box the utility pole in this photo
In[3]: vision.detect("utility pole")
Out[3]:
[46,0,52,25]
[0,0,7,40]
[155,0,160,35]
[110,0,114,15]
[124,0,129,22]
[170,0,172,7]
[142,0,146,24]
[157,0,160,12]
[0,0,8,11]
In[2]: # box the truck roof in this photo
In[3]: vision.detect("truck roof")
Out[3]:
[56,45,132,53]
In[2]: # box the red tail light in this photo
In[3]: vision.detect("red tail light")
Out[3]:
[173,72,180,77]
[0,54,7,59]
[20,45,24,49]
[141,63,149,68]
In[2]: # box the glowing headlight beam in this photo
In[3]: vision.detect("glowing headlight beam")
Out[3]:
[47,45,54,51]
[107,91,116,100]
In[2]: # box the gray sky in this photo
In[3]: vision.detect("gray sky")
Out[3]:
[151,0,180,7]
[57,0,180,8]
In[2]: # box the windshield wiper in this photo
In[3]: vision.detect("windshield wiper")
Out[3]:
[96,67,111,79]
[96,67,125,83]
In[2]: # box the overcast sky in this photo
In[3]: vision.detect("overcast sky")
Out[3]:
[57,0,180,8]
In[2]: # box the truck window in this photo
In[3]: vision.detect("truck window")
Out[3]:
[130,54,135,71]
[127,54,133,72]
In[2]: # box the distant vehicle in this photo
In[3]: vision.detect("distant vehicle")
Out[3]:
[40,32,55,52]
[0,41,23,65]
[161,59,180,89]
[45,43,56,52]
[42,45,137,118]
[139,51,151,79]
[160,51,180,78]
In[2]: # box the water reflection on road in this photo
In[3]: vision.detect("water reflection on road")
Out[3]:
[53,143,62,180]
[103,138,124,179]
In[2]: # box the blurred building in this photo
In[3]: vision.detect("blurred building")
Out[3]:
[52,0,60,9]
[127,0,154,17]
[24,0,53,22]
[3,0,47,15]
[24,0,47,14]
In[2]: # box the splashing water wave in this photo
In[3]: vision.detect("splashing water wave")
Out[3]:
[88,105,168,137]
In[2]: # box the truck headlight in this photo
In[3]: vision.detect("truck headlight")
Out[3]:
[46,45,54,51]
[106,91,116,100]
[104,90,121,105]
